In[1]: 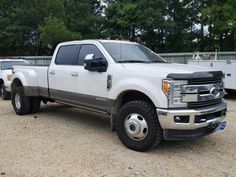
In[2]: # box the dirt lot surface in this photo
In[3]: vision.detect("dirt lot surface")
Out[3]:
[0,98,236,177]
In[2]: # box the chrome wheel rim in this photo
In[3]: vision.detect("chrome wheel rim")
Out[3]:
[15,93,21,109]
[124,113,148,141]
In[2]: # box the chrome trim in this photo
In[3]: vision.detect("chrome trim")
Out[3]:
[182,91,225,103]
[167,80,225,107]
[181,82,223,94]
[124,113,148,141]
[167,80,188,108]
[181,82,225,103]
[156,101,227,130]
[5,85,11,92]
[182,94,198,102]
[15,93,21,109]
[71,72,78,77]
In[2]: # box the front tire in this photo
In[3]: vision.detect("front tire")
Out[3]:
[116,100,163,152]
[1,84,10,100]
[12,87,31,115]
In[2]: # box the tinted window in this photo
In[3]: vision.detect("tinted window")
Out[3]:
[55,45,79,65]
[78,45,104,65]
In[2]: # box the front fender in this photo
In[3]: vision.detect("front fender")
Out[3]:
[109,78,168,108]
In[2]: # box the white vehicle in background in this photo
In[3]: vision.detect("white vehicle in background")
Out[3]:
[188,59,236,91]
[0,59,30,100]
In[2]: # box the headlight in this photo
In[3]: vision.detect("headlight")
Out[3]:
[162,79,188,108]
[7,74,13,81]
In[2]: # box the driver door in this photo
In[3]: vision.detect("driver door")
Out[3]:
[75,44,109,112]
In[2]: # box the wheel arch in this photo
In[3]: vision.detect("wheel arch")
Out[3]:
[0,79,4,85]
[113,90,156,114]
[11,78,23,91]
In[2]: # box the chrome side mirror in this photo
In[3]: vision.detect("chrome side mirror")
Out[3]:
[84,54,108,72]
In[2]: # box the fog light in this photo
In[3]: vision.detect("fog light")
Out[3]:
[174,116,190,123]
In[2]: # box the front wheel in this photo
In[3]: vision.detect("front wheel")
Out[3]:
[12,87,31,115]
[1,83,10,100]
[116,100,163,152]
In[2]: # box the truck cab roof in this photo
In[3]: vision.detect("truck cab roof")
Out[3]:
[58,39,137,46]
[0,59,28,63]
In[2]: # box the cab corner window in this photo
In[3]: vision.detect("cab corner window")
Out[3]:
[55,45,79,65]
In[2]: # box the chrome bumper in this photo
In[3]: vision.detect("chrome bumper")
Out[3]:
[156,101,227,130]
[4,81,12,92]
[5,85,11,92]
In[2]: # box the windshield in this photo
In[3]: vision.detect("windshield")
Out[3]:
[101,42,167,63]
[1,61,29,70]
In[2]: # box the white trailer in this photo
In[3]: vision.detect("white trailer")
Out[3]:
[188,60,236,90]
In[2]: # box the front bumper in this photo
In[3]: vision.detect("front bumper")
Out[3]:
[4,81,12,92]
[156,101,227,140]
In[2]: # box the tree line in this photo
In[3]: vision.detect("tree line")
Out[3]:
[0,0,236,56]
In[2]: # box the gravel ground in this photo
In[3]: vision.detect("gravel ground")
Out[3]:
[0,98,236,177]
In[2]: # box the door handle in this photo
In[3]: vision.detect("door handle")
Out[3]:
[71,72,78,77]
[49,70,55,75]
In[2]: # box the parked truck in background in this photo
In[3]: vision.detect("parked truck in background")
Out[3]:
[10,40,227,151]
[188,60,236,91]
[0,59,29,100]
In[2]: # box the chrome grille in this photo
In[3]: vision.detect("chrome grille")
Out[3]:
[188,98,222,108]
[194,108,226,123]
[188,78,222,85]
[181,79,224,108]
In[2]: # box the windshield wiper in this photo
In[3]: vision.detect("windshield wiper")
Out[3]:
[151,60,168,63]
[2,68,13,70]
[118,60,150,63]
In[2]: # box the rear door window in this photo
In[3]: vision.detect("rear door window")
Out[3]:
[55,45,80,65]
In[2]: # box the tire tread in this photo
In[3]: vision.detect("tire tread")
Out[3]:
[12,87,31,115]
[116,100,163,151]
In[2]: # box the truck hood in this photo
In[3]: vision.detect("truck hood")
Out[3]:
[1,69,12,75]
[121,63,213,77]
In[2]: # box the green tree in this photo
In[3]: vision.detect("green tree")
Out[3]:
[0,0,24,55]
[202,0,233,51]
[64,0,103,39]
[164,0,200,52]
[0,0,66,55]
[104,0,166,51]
[105,0,139,39]
[136,0,165,51]
[38,16,81,49]
[1,0,236,55]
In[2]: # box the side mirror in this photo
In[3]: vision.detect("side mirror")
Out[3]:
[84,54,108,72]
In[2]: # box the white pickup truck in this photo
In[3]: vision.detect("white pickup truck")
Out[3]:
[11,40,227,151]
[0,59,29,100]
